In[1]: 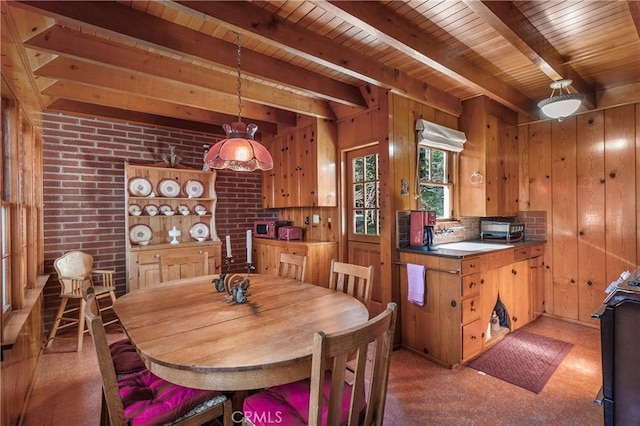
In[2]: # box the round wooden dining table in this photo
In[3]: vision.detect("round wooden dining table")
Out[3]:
[113,274,369,391]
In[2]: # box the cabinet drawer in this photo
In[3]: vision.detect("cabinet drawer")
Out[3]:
[462,319,483,361]
[137,246,214,265]
[461,258,482,275]
[462,273,481,297]
[513,247,531,261]
[483,250,513,269]
[462,295,481,324]
[530,244,544,257]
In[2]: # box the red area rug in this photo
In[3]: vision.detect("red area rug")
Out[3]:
[467,329,573,393]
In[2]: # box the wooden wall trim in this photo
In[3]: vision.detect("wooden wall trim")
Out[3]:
[1,274,48,351]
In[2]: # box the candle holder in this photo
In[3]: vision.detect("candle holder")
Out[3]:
[213,256,233,292]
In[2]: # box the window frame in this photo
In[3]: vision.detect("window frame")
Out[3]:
[347,145,381,243]
[416,143,457,221]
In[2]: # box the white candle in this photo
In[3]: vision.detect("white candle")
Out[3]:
[246,230,252,264]
[225,235,232,258]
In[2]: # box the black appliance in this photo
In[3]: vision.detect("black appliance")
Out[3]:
[592,268,640,425]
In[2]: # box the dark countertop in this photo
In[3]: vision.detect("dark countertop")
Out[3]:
[397,239,546,259]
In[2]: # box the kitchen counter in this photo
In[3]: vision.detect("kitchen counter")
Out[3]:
[398,239,546,259]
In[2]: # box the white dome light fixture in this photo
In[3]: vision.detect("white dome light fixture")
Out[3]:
[537,79,584,122]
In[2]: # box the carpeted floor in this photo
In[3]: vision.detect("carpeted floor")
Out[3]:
[468,329,574,393]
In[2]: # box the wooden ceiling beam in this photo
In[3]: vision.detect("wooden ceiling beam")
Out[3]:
[464,0,596,109]
[24,25,336,120]
[628,1,640,39]
[12,0,364,110]
[42,81,279,135]
[177,0,462,116]
[320,0,538,118]
[34,57,295,126]
[46,99,226,135]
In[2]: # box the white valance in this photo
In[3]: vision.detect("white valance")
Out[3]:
[415,119,467,152]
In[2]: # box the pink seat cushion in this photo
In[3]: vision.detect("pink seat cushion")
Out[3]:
[109,338,145,374]
[118,369,222,425]
[243,371,365,426]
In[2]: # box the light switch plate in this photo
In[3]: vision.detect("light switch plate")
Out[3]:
[312,214,320,224]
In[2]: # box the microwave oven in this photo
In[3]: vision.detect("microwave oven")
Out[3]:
[253,220,293,239]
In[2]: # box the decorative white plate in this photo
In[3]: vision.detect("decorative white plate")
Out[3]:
[128,204,142,216]
[183,180,205,198]
[144,204,158,216]
[177,204,190,215]
[157,179,181,197]
[193,204,207,216]
[129,224,153,245]
[128,177,153,197]
[189,222,210,241]
[158,204,174,215]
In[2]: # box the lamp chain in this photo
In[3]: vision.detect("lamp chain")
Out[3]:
[235,32,242,123]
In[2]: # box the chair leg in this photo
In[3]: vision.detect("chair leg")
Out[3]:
[77,298,86,352]
[46,297,68,348]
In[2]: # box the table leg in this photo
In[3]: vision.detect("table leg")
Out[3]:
[231,390,248,425]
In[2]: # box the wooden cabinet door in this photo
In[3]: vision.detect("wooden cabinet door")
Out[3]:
[499,261,530,330]
[512,260,530,330]
[297,123,317,207]
[480,267,500,341]
[261,139,277,208]
[530,255,545,320]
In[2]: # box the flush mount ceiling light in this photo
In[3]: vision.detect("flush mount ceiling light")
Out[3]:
[537,79,584,122]
[204,33,273,172]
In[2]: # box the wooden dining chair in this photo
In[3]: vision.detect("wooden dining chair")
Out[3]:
[243,302,397,426]
[48,251,118,352]
[328,259,374,308]
[278,252,307,281]
[158,251,209,283]
[84,288,232,426]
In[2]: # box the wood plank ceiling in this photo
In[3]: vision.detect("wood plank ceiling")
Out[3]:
[2,1,640,135]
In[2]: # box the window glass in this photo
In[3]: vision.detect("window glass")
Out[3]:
[418,146,452,219]
[351,152,380,237]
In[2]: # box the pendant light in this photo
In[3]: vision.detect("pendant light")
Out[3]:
[537,79,584,122]
[204,33,273,171]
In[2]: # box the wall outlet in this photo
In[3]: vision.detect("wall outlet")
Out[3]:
[312,214,320,225]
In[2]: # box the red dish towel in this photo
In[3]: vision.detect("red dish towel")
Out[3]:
[407,263,426,306]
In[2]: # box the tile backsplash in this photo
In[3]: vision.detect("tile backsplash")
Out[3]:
[396,211,547,249]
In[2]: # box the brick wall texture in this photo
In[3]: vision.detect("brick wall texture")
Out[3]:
[42,112,276,332]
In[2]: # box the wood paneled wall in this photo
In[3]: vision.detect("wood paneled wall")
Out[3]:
[1,292,44,426]
[335,88,459,326]
[519,103,639,326]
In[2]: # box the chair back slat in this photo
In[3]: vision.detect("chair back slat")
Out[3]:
[84,289,128,425]
[308,302,397,426]
[278,253,307,281]
[328,260,374,308]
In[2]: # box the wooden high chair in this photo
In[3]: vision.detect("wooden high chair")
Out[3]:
[48,251,118,352]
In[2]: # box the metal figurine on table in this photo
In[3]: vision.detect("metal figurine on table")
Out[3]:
[213,232,253,304]
[213,256,233,293]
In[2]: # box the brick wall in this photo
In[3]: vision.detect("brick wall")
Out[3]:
[42,111,276,332]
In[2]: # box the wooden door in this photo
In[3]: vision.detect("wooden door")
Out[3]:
[346,145,381,315]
